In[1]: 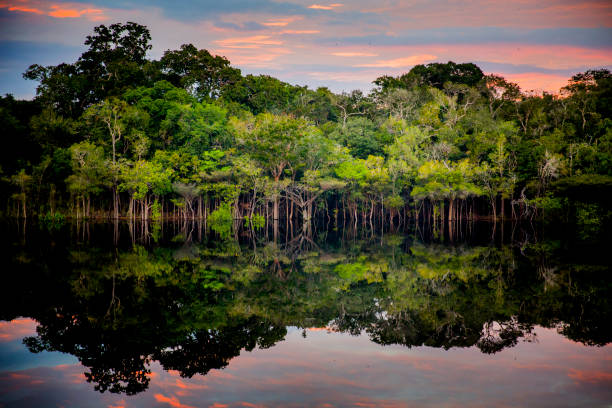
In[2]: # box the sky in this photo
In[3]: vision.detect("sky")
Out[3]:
[1,320,612,407]
[0,0,611,99]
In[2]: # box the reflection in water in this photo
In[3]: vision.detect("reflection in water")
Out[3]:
[0,220,610,406]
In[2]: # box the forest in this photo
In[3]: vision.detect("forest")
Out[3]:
[1,22,611,230]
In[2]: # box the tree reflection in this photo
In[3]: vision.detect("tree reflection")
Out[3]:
[1,221,609,395]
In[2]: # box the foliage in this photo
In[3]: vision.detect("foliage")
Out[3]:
[209,203,233,238]
[1,22,608,225]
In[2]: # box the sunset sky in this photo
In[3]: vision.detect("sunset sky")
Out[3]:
[1,0,611,98]
[1,319,611,407]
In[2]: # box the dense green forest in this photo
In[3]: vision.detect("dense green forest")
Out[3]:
[1,22,611,229]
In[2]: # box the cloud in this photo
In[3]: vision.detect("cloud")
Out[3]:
[154,393,196,408]
[1,1,106,20]
[216,35,283,48]
[308,4,343,10]
[567,369,612,384]
[331,52,378,57]
[321,27,612,48]
[0,318,37,342]
[213,47,292,67]
[360,0,612,29]
[7,5,43,14]
[261,16,302,27]
[1,0,610,98]
[280,30,319,34]
[214,21,266,32]
[48,5,103,19]
[174,379,208,390]
[356,54,437,67]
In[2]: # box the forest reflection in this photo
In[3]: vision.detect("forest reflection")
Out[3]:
[1,219,609,395]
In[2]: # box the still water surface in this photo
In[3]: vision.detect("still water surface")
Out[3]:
[1,221,610,407]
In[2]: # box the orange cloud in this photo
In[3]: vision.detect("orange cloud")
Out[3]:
[0,318,37,342]
[1,1,105,19]
[567,369,612,384]
[281,30,320,34]
[262,22,288,26]
[213,47,292,67]
[261,16,302,27]
[331,52,378,57]
[356,54,437,68]
[308,3,343,10]
[69,372,87,384]
[307,70,382,83]
[8,5,43,14]
[154,394,195,408]
[216,35,283,48]
[48,5,103,18]
[175,379,208,390]
[497,72,570,93]
[10,373,30,379]
[209,404,228,408]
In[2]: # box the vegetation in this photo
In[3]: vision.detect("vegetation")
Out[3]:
[2,22,611,229]
[2,220,609,395]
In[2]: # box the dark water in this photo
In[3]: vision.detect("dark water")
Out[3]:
[0,220,610,407]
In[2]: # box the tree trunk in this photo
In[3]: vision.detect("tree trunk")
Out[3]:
[112,187,119,219]
[273,197,279,220]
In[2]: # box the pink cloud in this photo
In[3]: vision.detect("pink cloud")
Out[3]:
[261,16,302,27]
[280,30,320,34]
[498,72,570,93]
[216,35,283,48]
[213,47,292,67]
[356,54,437,68]
[363,0,612,29]
[331,52,379,57]
[9,373,30,379]
[308,3,343,10]
[568,369,612,384]
[0,318,37,342]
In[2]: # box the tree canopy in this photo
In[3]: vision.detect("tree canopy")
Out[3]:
[1,21,610,232]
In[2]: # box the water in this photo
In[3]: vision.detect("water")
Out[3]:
[0,220,610,407]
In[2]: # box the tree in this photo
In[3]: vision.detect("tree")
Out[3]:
[375,88,422,121]
[330,117,386,159]
[24,22,154,117]
[9,169,32,218]
[562,69,612,140]
[235,113,315,220]
[160,44,241,101]
[221,75,301,115]
[284,133,346,227]
[84,98,142,218]
[120,160,171,220]
[409,62,484,89]
[481,74,521,119]
[331,90,371,129]
[65,142,110,218]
